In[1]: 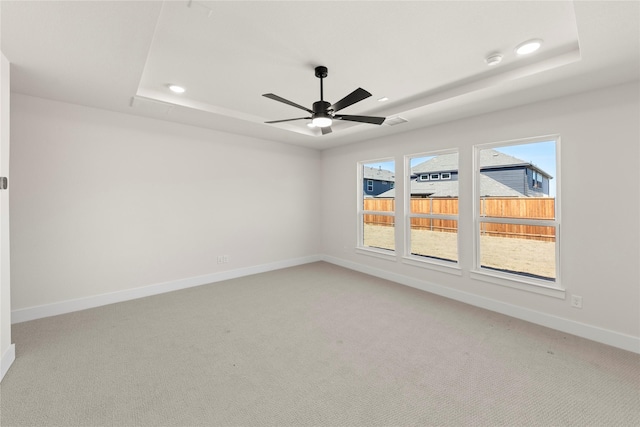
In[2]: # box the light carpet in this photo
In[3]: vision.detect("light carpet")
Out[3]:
[1,262,638,426]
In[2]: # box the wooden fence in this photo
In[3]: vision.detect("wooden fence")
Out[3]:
[364,197,555,242]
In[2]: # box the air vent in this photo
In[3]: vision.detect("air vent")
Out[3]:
[384,116,409,126]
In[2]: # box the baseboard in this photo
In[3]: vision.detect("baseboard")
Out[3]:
[323,255,640,354]
[1,343,15,382]
[12,255,322,324]
[11,253,639,354]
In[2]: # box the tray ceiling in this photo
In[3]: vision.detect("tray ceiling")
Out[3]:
[2,1,638,149]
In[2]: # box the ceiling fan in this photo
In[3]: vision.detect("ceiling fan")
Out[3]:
[263,66,386,135]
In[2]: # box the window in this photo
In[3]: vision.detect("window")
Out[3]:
[532,170,542,188]
[473,137,560,292]
[441,172,451,180]
[367,179,373,192]
[359,160,395,253]
[405,151,459,265]
[419,174,429,181]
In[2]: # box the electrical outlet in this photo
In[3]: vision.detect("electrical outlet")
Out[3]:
[571,295,583,309]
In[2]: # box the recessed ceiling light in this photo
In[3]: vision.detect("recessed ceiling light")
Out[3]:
[168,84,186,94]
[485,53,503,66]
[515,39,542,55]
[377,97,389,102]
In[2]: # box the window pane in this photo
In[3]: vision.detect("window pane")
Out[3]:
[479,222,556,281]
[410,219,458,262]
[476,140,558,283]
[363,218,395,251]
[361,160,395,251]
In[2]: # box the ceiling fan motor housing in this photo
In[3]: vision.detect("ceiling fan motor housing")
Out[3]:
[312,101,332,127]
[313,100,332,116]
[314,66,328,79]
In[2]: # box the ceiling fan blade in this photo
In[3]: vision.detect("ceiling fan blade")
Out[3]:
[263,93,313,114]
[265,117,311,124]
[335,115,386,125]
[321,126,332,135]
[329,88,372,112]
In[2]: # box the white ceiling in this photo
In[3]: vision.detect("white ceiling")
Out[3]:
[1,1,638,149]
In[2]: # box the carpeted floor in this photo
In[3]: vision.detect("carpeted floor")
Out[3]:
[1,262,639,426]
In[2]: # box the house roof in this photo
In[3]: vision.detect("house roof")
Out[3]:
[376,174,525,198]
[363,166,395,182]
[480,149,553,178]
[411,149,552,178]
[412,153,458,174]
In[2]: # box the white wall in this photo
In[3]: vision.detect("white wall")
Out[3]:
[321,82,640,350]
[9,82,640,352]
[1,52,15,381]
[10,94,321,312]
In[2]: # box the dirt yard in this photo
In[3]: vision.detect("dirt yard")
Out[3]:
[363,224,556,279]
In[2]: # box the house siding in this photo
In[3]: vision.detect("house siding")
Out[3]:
[364,179,394,197]
[481,167,527,195]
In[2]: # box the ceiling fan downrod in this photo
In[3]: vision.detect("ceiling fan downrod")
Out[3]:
[315,66,328,102]
[313,66,331,125]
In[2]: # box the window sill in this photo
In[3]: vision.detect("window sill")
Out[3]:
[470,269,565,299]
[355,247,397,262]
[402,256,462,276]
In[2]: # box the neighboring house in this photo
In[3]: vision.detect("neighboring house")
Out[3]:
[479,149,552,197]
[363,166,395,197]
[410,152,460,198]
[376,150,553,198]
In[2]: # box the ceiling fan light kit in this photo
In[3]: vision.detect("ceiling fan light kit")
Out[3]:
[263,66,386,135]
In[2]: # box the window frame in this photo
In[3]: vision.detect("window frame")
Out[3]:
[471,135,563,298]
[357,158,397,260]
[402,149,461,275]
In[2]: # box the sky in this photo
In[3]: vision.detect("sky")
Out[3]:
[362,140,557,196]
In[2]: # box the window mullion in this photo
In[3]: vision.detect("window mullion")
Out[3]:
[480,216,557,226]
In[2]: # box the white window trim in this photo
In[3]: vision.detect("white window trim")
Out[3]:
[472,135,562,296]
[357,158,396,257]
[441,172,451,180]
[404,150,460,271]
